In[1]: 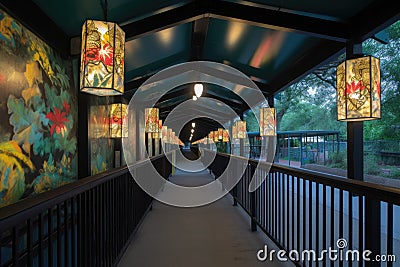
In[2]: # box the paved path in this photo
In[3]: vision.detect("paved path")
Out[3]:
[118,157,294,267]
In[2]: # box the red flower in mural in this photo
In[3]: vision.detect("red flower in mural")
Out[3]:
[346,81,365,95]
[63,100,70,113]
[46,107,69,138]
[99,44,114,66]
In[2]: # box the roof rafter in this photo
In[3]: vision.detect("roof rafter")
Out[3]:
[122,0,351,42]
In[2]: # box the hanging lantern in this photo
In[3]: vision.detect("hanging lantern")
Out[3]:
[80,20,125,96]
[214,131,219,142]
[161,126,168,143]
[336,56,381,121]
[232,124,238,139]
[236,121,246,139]
[223,129,229,142]
[110,103,128,138]
[260,108,276,136]
[218,128,223,140]
[166,128,171,143]
[153,120,162,139]
[145,108,159,133]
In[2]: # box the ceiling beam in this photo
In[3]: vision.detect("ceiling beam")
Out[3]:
[121,0,351,42]
[190,17,210,60]
[0,0,70,58]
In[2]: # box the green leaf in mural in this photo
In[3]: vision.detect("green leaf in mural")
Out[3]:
[7,95,44,155]
[0,141,34,207]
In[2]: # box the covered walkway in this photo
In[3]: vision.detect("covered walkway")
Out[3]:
[118,156,292,267]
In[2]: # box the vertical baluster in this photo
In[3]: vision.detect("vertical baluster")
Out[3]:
[48,207,53,267]
[302,179,306,258]
[287,174,290,250]
[12,227,18,266]
[297,177,300,254]
[358,196,364,267]
[38,213,43,267]
[27,219,33,267]
[64,200,69,267]
[57,204,62,267]
[387,204,393,267]
[275,172,278,239]
[291,175,295,252]
[315,182,319,267]
[309,180,313,265]
[348,191,353,267]
[322,185,327,267]
[339,190,343,267]
[330,188,335,267]
[71,197,76,267]
[106,180,111,267]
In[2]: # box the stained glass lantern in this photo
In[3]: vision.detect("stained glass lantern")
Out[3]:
[336,56,381,121]
[236,121,246,139]
[110,103,128,138]
[214,131,219,142]
[260,108,276,136]
[162,126,168,143]
[209,132,214,142]
[145,108,159,133]
[168,128,172,143]
[153,120,162,139]
[223,130,229,142]
[232,124,238,139]
[218,128,223,140]
[80,20,125,96]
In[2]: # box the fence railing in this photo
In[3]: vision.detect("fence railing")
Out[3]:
[205,151,400,267]
[0,154,172,267]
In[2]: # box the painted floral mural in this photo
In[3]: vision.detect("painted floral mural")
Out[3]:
[0,9,77,207]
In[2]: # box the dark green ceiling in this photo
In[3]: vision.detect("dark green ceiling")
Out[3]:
[2,0,398,141]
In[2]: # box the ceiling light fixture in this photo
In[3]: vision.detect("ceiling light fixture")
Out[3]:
[194,83,203,98]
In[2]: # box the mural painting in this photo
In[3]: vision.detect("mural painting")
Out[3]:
[0,9,77,207]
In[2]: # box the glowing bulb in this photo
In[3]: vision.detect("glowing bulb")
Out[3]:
[191,129,194,133]
[194,83,203,98]
[192,122,196,128]
[192,95,197,101]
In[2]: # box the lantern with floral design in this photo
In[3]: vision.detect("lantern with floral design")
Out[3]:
[336,56,381,121]
[259,108,276,136]
[145,108,159,133]
[80,20,125,96]
[236,121,246,139]
[110,103,128,138]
